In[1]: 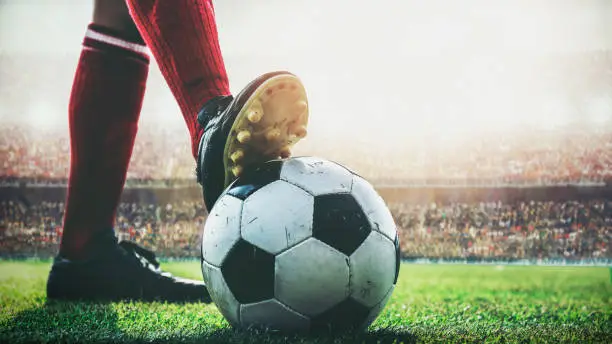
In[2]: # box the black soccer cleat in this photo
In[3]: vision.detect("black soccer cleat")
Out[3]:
[47,231,211,303]
[196,71,309,211]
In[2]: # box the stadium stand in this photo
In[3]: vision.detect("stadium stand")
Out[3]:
[1,50,611,261]
[1,195,610,260]
[2,123,611,187]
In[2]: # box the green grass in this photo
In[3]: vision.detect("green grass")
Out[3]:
[1,261,610,343]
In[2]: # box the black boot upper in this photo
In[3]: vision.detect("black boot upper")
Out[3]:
[47,230,211,303]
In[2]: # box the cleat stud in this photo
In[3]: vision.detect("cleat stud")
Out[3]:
[294,126,307,138]
[295,100,308,113]
[266,128,281,141]
[289,84,297,91]
[279,147,291,159]
[237,130,252,143]
[266,88,274,96]
[230,149,244,163]
[232,165,243,177]
[278,83,286,90]
[247,110,262,123]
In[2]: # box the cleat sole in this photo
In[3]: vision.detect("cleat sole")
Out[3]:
[223,74,309,186]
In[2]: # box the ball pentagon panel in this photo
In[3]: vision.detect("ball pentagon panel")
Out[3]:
[312,193,372,256]
[221,239,275,304]
[309,298,371,333]
[224,160,285,200]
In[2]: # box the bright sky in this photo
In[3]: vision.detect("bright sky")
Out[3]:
[0,0,611,140]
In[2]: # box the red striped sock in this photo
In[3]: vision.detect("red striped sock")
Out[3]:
[59,25,149,260]
[126,0,231,158]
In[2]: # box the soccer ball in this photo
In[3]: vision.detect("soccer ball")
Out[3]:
[201,157,400,333]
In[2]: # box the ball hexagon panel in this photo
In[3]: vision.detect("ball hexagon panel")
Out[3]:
[275,238,350,317]
[240,299,310,332]
[241,180,314,254]
[312,193,372,256]
[201,195,243,267]
[225,160,284,200]
[349,231,397,308]
[350,175,397,241]
[201,261,240,326]
[309,298,371,333]
[360,285,395,330]
[221,239,275,304]
[280,157,353,196]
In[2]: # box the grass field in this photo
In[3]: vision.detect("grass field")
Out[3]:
[0,261,610,343]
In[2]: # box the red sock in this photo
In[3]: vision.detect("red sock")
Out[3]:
[59,25,149,260]
[126,0,231,157]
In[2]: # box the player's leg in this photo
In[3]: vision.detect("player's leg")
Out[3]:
[58,0,146,263]
[126,0,309,210]
[47,0,209,303]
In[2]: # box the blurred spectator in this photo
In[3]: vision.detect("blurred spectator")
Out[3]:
[1,198,610,260]
[2,50,611,258]
[0,199,206,258]
[2,123,611,186]
[0,123,195,183]
[391,200,611,260]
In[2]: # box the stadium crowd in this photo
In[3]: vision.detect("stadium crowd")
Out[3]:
[1,198,609,260]
[2,50,611,259]
[391,200,611,260]
[0,123,195,184]
[2,123,612,186]
[0,199,206,258]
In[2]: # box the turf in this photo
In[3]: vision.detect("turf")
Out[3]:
[0,261,610,343]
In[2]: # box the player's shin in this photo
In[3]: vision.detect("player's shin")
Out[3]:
[125,0,231,157]
[59,24,149,260]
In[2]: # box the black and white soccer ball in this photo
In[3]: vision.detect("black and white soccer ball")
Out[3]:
[201,157,400,333]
